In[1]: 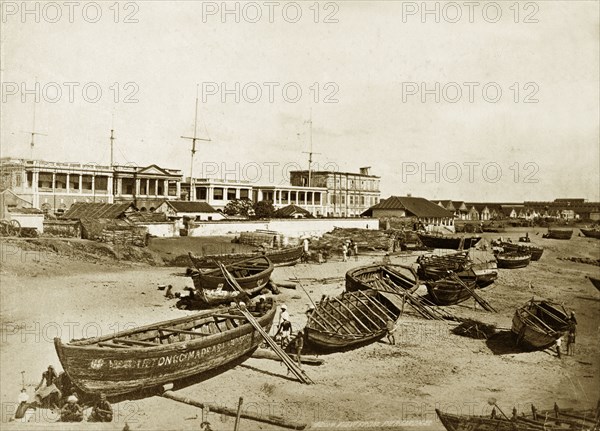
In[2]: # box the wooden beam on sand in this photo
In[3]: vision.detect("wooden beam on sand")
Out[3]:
[252,349,325,365]
[162,390,307,430]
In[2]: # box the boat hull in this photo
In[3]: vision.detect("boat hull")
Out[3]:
[304,327,386,351]
[437,409,541,431]
[189,246,303,268]
[190,255,274,297]
[511,300,568,350]
[496,253,531,269]
[54,307,276,396]
[345,264,419,294]
[305,290,400,351]
[501,242,543,261]
[426,279,477,305]
[417,233,481,250]
[589,277,600,291]
[546,229,573,240]
[580,228,600,239]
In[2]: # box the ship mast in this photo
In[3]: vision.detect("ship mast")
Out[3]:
[181,85,211,201]
[303,108,320,187]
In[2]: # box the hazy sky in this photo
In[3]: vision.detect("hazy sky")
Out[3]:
[2,1,598,201]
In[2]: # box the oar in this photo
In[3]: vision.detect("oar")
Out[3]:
[487,398,511,422]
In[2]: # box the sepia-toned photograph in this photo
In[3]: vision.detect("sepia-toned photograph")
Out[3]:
[1,1,599,430]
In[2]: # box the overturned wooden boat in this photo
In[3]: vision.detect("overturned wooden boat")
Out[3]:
[587,276,600,292]
[499,242,544,261]
[425,276,479,306]
[417,232,481,250]
[345,264,419,295]
[512,299,569,350]
[436,404,599,431]
[305,290,400,351]
[546,228,573,240]
[417,251,471,280]
[189,255,273,300]
[495,252,531,269]
[54,303,277,396]
[456,261,498,288]
[580,228,600,239]
[189,245,304,269]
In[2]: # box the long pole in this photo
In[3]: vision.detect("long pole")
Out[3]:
[181,85,211,202]
[234,397,244,431]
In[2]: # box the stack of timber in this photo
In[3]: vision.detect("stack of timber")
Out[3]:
[545,228,573,240]
[239,230,283,247]
[186,255,274,306]
[512,298,569,350]
[310,228,393,255]
[53,303,276,396]
[499,242,544,261]
[436,404,599,431]
[417,232,482,250]
[580,227,600,239]
[304,290,400,351]
[495,252,531,269]
[189,245,303,269]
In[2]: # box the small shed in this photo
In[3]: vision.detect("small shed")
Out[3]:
[273,204,312,219]
[156,201,224,230]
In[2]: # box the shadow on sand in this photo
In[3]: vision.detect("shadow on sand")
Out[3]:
[485,330,524,355]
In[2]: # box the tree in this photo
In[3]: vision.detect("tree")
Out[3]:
[223,199,253,217]
[253,200,275,219]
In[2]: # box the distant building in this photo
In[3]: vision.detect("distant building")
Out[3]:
[0,158,183,215]
[363,195,454,229]
[289,167,381,217]
[273,204,313,219]
[156,200,224,230]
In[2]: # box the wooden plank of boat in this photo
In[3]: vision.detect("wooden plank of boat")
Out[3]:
[511,300,568,349]
[189,245,304,269]
[496,252,531,269]
[580,228,600,239]
[417,233,482,250]
[54,303,277,396]
[546,228,573,240]
[588,276,600,291]
[345,264,418,294]
[305,290,399,351]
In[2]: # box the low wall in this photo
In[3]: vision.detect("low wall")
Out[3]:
[188,218,379,238]
[43,220,81,237]
[135,221,179,238]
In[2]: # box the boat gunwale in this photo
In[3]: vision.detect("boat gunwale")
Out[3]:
[56,304,276,351]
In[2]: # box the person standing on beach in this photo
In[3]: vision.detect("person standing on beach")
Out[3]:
[555,336,562,358]
[566,311,577,355]
[386,319,396,345]
[353,241,358,261]
[342,243,348,262]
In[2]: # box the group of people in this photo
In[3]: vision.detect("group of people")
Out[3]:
[273,304,305,366]
[341,239,359,262]
[14,365,112,423]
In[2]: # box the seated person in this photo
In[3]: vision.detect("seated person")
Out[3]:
[60,396,83,422]
[88,393,113,422]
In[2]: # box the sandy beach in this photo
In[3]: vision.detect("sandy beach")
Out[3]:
[1,228,599,430]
